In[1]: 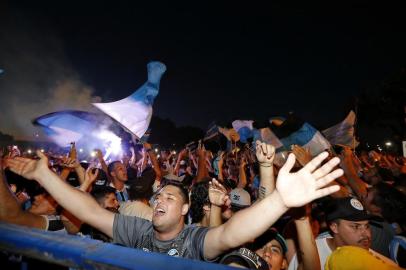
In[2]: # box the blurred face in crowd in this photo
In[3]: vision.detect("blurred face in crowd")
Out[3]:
[362,188,381,217]
[111,162,128,182]
[255,239,287,270]
[152,185,188,233]
[29,194,58,215]
[330,219,371,250]
[101,192,119,210]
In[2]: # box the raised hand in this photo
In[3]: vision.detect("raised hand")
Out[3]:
[209,179,230,207]
[60,156,80,169]
[143,142,152,151]
[276,152,343,208]
[94,149,104,160]
[255,140,275,166]
[84,166,99,185]
[5,150,50,181]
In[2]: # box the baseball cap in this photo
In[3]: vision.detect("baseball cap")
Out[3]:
[325,197,374,222]
[230,188,251,210]
[252,228,288,255]
[220,248,269,270]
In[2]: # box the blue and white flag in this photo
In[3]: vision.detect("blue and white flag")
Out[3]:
[252,127,283,149]
[322,111,359,148]
[93,61,166,139]
[278,122,331,156]
[32,110,130,151]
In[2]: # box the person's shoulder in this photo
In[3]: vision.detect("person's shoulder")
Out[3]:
[182,224,209,236]
[316,231,333,240]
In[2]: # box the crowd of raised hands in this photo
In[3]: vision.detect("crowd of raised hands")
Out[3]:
[1,138,406,269]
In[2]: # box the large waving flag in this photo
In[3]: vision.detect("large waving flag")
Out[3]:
[93,61,166,139]
[322,110,359,148]
[32,110,131,153]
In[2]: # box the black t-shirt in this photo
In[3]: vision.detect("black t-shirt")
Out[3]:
[113,214,209,260]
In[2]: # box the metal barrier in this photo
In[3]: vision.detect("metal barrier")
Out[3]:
[0,222,234,270]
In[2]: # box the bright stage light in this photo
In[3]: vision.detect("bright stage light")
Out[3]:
[95,129,122,159]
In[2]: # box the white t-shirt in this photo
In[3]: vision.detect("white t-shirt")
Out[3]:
[288,233,332,270]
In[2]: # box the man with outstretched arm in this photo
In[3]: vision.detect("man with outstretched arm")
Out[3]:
[5,150,343,261]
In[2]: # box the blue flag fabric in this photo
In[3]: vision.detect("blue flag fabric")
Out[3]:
[278,122,331,155]
[93,61,166,139]
[33,110,131,151]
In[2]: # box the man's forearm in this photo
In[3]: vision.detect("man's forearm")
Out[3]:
[258,165,274,200]
[0,169,46,229]
[196,155,208,182]
[295,217,321,270]
[217,190,287,249]
[209,205,223,227]
[0,169,24,220]
[237,164,247,188]
[148,152,162,181]
[35,168,114,236]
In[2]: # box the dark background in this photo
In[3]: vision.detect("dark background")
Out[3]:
[0,1,405,149]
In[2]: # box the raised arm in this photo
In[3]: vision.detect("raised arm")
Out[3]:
[340,147,367,199]
[95,149,110,182]
[286,205,321,270]
[203,152,343,260]
[208,179,230,227]
[0,158,46,229]
[144,143,162,181]
[6,151,115,238]
[237,157,247,188]
[195,144,210,182]
[255,141,275,200]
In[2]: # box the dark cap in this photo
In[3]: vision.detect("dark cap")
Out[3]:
[220,248,269,270]
[325,197,373,222]
[252,228,288,255]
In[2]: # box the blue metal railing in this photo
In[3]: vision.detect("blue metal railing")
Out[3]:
[0,222,235,270]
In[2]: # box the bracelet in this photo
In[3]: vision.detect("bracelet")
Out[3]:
[259,163,272,167]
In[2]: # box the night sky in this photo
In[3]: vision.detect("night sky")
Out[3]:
[1,1,405,140]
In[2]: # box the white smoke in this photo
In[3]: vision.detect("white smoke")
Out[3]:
[0,7,100,141]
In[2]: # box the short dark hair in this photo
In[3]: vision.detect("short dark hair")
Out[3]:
[91,186,116,205]
[190,180,210,223]
[160,179,189,205]
[107,161,122,176]
[128,179,154,201]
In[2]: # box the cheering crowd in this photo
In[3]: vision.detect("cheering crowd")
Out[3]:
[1,131,406,269]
